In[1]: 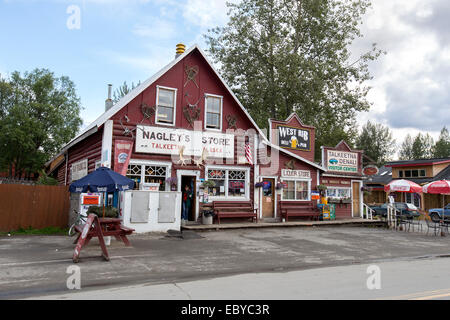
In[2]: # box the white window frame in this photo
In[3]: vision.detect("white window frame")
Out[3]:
[325,186,352,200]
[204,93,223,131]
[205,165,250,201]
[280,178,311,202]
[155,85,177,126]
[127,159,172,191]
[71,159,88,182]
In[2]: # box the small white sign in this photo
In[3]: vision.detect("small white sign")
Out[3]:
[281,169,311,179]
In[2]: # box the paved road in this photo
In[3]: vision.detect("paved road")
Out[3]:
[31,257,450,300]
[1,226,449,299]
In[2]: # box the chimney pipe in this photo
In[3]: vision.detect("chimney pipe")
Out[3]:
[105,84,113,111]
[175,43,186,59]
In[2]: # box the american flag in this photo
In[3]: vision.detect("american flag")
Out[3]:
[245,139,253,165]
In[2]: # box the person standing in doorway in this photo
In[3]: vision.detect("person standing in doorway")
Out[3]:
[182,185,193,225]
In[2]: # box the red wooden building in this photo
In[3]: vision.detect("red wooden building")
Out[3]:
[320,141,364,218]
[48,44,363,222]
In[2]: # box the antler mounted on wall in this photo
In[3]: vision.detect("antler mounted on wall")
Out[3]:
[226,115,237,129]
[183,93,202,128]
[184,65,199,88]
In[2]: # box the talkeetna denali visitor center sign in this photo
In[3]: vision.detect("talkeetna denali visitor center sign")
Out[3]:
[276,124,311,152]
[326,150,358,173]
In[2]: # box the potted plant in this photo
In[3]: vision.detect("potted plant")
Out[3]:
[201,180,216,193]
[275,182,286,190]
[202,209,215,225]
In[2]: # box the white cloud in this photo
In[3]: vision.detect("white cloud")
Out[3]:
[181,0,233,29]
[354,0,450,144]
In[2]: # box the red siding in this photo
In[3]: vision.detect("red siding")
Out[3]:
[64,128,103,185]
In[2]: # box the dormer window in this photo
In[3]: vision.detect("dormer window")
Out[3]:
[156,86,177,126]
[205,94,222,130]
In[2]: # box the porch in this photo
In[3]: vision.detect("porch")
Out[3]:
[181,218,385,231]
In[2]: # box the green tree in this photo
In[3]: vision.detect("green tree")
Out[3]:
[411,133,434,159]
[399,134,414,160]
[433,126,450,158]
[113,81,140,104]
[356,120,396,166]
[0,69,82,179]
[205,0,383,160]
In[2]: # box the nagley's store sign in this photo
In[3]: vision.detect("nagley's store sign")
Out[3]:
[136,125,235,158]
[326,150,358,173]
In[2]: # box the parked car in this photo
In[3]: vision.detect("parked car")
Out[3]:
[370,202,420,218]
[428,204,450,222]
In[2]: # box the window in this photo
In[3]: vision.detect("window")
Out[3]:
[207,169,226,197]
[206,167,249,199]
[282,179,310,201]
[228,170,246,197]
[156,87,176,125]
[126,163,169,191]
[326,187,351,200]
[400,169,426,178]
[205,95,222,130]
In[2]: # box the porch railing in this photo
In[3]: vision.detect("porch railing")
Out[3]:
[362,203,374,220]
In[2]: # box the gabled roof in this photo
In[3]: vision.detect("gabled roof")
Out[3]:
[59,44,267,154]
[261,140,326,171]
[49,44,326,172]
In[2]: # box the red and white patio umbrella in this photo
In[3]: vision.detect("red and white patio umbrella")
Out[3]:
[422,180,450,195]
[384,179,423,193]
[422,180,450,217]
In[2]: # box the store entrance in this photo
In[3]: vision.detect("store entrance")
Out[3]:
[262,178,275,218]
[181,175,196,221]
[352,181,361,218]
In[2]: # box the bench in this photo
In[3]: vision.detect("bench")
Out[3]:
[212,201,258,224]
[279,201,320,222]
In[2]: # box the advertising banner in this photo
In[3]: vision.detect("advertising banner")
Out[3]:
[136,125,234,159]
[114,140,134,176]
[326,150,358,173]
[277,125,311,151]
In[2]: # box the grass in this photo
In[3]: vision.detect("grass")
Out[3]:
[0,226,69,236]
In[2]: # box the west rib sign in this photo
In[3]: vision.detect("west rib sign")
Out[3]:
[277,125,311,152]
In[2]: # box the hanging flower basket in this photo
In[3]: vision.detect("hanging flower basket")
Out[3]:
[275,182,286,190]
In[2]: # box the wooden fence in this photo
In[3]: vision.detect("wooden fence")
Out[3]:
[0,184,70,232]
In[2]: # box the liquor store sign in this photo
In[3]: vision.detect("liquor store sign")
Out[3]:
[326,150,358,173]
[277,125,311,151]
[281,169,311,179]
[136,125,234,158]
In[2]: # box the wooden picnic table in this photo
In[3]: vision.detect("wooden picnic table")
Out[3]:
[73,217,134,248]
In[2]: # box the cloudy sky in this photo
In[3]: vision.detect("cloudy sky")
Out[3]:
[0,0,448,153]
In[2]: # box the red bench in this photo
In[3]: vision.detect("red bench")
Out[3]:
[279,201,320,222]
[212,201,258,224]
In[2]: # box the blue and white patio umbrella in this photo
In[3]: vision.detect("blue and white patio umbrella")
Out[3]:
[69,166,134,193]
